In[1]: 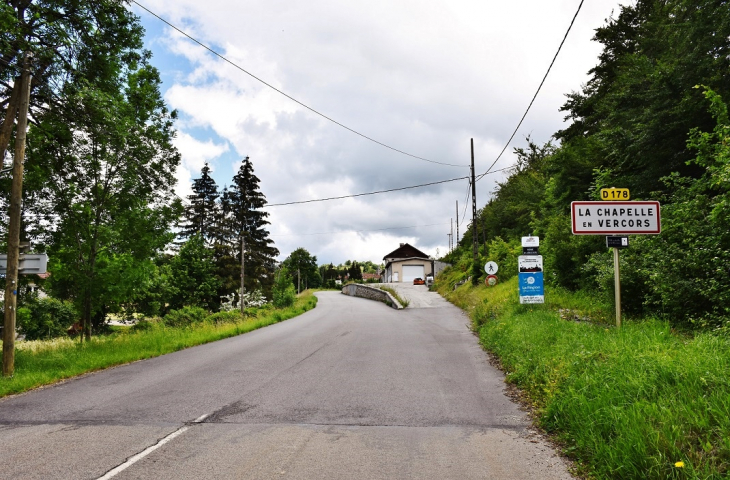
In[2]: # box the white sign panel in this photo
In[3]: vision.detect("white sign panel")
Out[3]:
[521,236,539,247]
[571,201,661,235]
[0,254,48,274]
[484,261,498,274]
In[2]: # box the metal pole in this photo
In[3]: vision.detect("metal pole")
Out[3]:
[4,52,32,377]
[613,247,621,328]
[470,139,478,285]
[456,200,459,244]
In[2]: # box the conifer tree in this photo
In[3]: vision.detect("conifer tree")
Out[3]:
[180,163,219,244]
[218,157,279,299]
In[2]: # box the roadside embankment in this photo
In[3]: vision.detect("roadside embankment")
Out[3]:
[0,292,318,398]
[436,274,730,480]
[341,283,403,309]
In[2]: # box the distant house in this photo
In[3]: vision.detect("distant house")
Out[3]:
[382,243,450,283]
[362,273,380,281]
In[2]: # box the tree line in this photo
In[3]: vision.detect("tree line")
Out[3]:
[450,0,730,332]
[0,1,284,339]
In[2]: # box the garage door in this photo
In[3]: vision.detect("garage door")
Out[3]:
[402,265,425,282]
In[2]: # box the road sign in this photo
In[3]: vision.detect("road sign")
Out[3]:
[606,236,629,248]
[571,201,661,235]
[522,246,539,255]
[484,261,498,274]
[0,254,48,274]
[486,275,498,286]
[518,255,544,304]
[600,188,630,200]
[521,236,539,247]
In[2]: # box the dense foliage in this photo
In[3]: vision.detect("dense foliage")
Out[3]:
[451,0,730,332]
[1,3,283,339]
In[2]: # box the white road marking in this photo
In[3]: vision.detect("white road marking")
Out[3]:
[193,413,210,423]
[96,416,205,480]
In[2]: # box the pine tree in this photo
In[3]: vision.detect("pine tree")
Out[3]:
[180,163,219,244]
[218,157,279,299]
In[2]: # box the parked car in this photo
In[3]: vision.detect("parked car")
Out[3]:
[413,277,425,285]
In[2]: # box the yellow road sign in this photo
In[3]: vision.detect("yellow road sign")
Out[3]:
[600,188,630,200]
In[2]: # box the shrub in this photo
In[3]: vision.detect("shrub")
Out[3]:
[272,268,296,308]
[206,310,244,324]
[131,318,161,332]
[17,297,78,340]
[162,306,208,327]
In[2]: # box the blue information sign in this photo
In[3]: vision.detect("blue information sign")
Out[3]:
[518,255,544,304]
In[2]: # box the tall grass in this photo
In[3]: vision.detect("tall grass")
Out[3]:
[0,292,317,398]
[378,285,410,308]
[438,275,730,479]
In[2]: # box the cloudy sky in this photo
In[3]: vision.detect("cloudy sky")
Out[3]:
[130,0,625,266]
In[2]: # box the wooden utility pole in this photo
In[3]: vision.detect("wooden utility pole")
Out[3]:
[240,236,245,313]
[470,139,478,285]
[3,52,32,377]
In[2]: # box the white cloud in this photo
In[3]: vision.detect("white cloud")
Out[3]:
[133,0,623,264]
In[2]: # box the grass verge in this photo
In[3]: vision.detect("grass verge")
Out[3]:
[437,276,730,479]
[0,291,317,398]
[378,286,410,308]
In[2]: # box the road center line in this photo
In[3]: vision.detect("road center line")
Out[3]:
[96,425,190,479]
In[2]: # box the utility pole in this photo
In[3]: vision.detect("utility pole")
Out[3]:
[4,52,32,377]
[470,138,478,285]
[450,218,453,251]
[447,233,452,253]
[455,200,459,244]
[240,236,245,313]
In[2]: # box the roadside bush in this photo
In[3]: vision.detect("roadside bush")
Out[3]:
[206,310,243,324]
[162,306,208,327]
[272,267,296,308]
[131,318,162,332]
[17,297,78,340]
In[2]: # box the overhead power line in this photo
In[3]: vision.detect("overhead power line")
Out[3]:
[477,0,585,182]
[131,0,468,168]
[270,222,448,237]
[266,176,469,207]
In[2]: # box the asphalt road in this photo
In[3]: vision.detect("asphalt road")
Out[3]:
[0,292,572,479]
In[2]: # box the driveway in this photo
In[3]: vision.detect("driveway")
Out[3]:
[381,282,449,308]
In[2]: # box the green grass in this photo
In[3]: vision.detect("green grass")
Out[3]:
[437,275,730,479]
[378,285,410,308]
[0,291,317,398]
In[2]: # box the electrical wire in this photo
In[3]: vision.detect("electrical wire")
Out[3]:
[270,222,448,237]
[131,0,469,168]
[266,176,469,207]
[460,187,470,226]
[476,0,585,182]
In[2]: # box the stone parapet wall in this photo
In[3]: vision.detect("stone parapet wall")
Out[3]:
[341,284,403,310]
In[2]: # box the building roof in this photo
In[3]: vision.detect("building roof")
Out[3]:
[383,243,430,261]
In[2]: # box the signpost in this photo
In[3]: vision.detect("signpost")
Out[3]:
[600,187,630,200]
[570,193,661,328]
[0,254,48,274]
[484,261,498,275]
[518,255,544,304]
[571,201,661,235]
